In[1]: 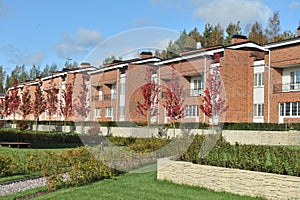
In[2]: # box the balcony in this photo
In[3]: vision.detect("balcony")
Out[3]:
[273,83,300,93]
[161,89,203,99]
[103,93,117,100]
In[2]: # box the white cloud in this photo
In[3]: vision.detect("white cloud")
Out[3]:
[193,0,272,27]
[289,1,300,9]
[55,28,102,59]
[156,38,172,49]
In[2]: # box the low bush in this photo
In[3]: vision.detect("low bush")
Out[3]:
[0,147,116,191]
[179,135,300,176]
[108,136,170,153]
[0,128,82,144]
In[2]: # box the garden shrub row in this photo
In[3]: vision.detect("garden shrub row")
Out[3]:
[2,119,300,131]
[0,128,82,144]
[179,135,300,177]
[108,136,170,153]
[0,147,117,191]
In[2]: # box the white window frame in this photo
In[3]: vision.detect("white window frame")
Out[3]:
[190,76,204,96]
[105,107,113,117]
[111,84,117,99]
[254,72,264,87]
[94,108,101,118]
[253,103,264,117]
[185,105,199,118]
[98,86,103,101]
[119,106,125,118]
[280,102,300,117]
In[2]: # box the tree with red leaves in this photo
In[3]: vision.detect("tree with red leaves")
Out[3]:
[74,74,90,120]
[199,66,228,126]
[32,80,46,132]
[137,67,160,126]
[19,87,32,120]
[60,75,75,127]
[9,80,20,121]
[74,74,90,133]
[45,77,58,129]
[4,91,10,118]
[163,64,185,133]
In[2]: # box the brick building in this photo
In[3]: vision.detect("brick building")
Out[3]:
[4,26,300,124]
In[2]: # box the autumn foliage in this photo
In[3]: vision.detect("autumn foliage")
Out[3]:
[60,76,75,123]
[200,66,228,123]
[19,87,32,119]
[163,65,185,123]
[137,67,160,126]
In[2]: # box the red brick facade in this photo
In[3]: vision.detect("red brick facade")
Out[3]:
[4,36,300,125]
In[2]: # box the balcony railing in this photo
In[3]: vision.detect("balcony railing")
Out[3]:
[273,83,300,93]
[161,89,203,99]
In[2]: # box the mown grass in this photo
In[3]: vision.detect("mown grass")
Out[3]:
[26,171,264,200]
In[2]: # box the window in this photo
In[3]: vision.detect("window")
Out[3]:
[94,108,101,117]
[292,102,298,116]
[290,70,300,90]
[185,105,199,117]
[111,84,117,99]
[286,103,290,116]
[120,83,125,95]
[280,102,300,117]
[253,103,264,117]
[254,72,264,87]
[191,76,204,96]
[120,106,125,117]
[105,107,113,117]
[280,103,284,116]
[98,86,103,101]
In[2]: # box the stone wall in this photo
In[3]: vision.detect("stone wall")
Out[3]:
[157,157,300,200]
[222,130,300,145]
[27,125,300,146]
[106,127,300,146]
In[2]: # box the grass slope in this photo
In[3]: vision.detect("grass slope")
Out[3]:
[32,171,263,200]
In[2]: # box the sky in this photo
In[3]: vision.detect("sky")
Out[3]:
[0,0,299,74]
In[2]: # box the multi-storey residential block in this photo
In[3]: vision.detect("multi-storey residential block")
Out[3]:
[3,26,300,125]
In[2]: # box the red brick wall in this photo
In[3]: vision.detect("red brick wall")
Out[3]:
[267,44,300,123]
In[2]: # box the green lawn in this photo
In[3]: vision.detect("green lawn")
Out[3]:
[27,171,263,200]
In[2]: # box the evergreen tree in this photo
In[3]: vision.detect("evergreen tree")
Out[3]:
[224,21,242,46]
[0,65,6,93]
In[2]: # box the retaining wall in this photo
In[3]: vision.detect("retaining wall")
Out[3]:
[26,125,300,145]
[157,157,300,200]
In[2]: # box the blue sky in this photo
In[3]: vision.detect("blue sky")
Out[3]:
[0,0,299,73]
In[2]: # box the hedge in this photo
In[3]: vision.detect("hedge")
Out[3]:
[2,120,300,131]
[0,129,82,144]
[179,135,300,177]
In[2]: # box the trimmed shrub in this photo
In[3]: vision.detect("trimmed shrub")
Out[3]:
[179,135,300,177]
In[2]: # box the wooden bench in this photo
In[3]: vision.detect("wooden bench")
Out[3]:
[0,142,31,148]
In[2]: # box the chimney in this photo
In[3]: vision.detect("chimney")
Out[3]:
[231,35,247,44]
[139,51,153,59]
[80,62,91,68]
[298,25,300,37]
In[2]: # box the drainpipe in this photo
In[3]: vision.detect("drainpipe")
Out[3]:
[267,49,271,123]
[115,70,119,122]
[203,56,207,123]
[158,65,161,124]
